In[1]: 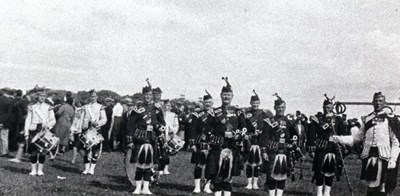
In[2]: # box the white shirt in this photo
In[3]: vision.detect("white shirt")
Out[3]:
[165,111,179,140]
[24,102,56,135]
[82,102,107,129]
[112,103,123,117]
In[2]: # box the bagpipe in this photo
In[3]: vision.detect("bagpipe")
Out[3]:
[288,135,306,181]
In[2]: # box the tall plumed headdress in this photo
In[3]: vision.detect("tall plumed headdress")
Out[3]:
[273,93,285,106]
[142,78,152,93]
[251,89,260,102]
[323,94,335,105]
[203,89,212,100]
[221,77,232,93]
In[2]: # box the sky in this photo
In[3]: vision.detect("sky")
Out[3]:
[1,0,400,118]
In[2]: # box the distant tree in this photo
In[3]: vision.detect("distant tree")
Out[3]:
[97,90,121,104]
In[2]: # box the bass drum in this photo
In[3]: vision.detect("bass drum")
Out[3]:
[124,147,136,186]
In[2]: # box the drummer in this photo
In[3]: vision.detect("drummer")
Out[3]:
[24,88,56,176]
[80,89,107,175]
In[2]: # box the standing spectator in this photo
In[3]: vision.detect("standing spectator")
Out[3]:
[9,90,22,151]
[110,98,123,151]
[9,91,32,163]
[121,99,135,151]
[0,88,14,157]
[53,97,75,154]
[101,98,113,152]
[159,100,179,175]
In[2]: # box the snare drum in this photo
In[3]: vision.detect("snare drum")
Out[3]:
[32,129,60,153]
[166,136,185,156]
[79,127,104,149]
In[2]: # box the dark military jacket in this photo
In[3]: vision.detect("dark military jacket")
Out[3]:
[244,108,270,145]
[187,109,215,146]
[307,113,346,149]
[126,102,165,144]
[210,105,246,148]
[261,115,297,153]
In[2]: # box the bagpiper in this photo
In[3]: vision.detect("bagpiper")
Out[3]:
[23,88,56,176]
[333,92,400,196]
[306,94,347,196]
[80,90,107,175]
[205,77,246,196]
[261,93,297,196]
[126,80,165,195]
[188,90,214,194]
[243,90,270,189]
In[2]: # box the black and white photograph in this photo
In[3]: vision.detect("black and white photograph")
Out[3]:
[0,1,400,195]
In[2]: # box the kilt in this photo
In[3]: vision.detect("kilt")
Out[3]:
[245,145,262,167]
[312,142,342,179]
[360,147,388,188]
[266,151,291,181]
[130,142,159,169]
[205,147,242,179]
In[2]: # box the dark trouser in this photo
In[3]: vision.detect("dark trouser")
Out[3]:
[266,177,286,190]
[135,167,152,181]
[194,164,209,179]
[159,156,170,171]
[101,126,110,151]
[315,175,334,186]
[111,117,123,150]
[213,182,232,192]
[83,143,101,164]
[246,165,261,178]
[9,124,19,151]
[27,127,46,164]
[30,154,46,164]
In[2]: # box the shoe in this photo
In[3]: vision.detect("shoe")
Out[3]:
[29,163,37,176]
[88,164,96,175]
[82,163,90,174]
[193,179,201,193]
[9,158,21,163]
[203,181,212,194]
[37,164,44,176]
[141,181,153,195]
[163,170,171,175]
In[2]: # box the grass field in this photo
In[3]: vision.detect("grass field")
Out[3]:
[0,150,399,196]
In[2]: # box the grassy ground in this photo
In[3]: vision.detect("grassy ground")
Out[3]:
[0,150,399,196]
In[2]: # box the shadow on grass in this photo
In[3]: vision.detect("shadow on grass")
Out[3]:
[107,174,131,184]
[153,182,193,193]
[51,164,81,174]
[2,165,30,174]
[88,180,131,192]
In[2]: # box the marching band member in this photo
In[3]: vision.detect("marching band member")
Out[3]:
[24,88,56,176]
[188,90,214,194]
[205,77,246,196]
[70,100,85,164]
[126,81,165,195]
[243,90,269,189]
[80,90,107,175]
[333,92,400,196]
[307,95,347,196]
[261,94,297,196]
